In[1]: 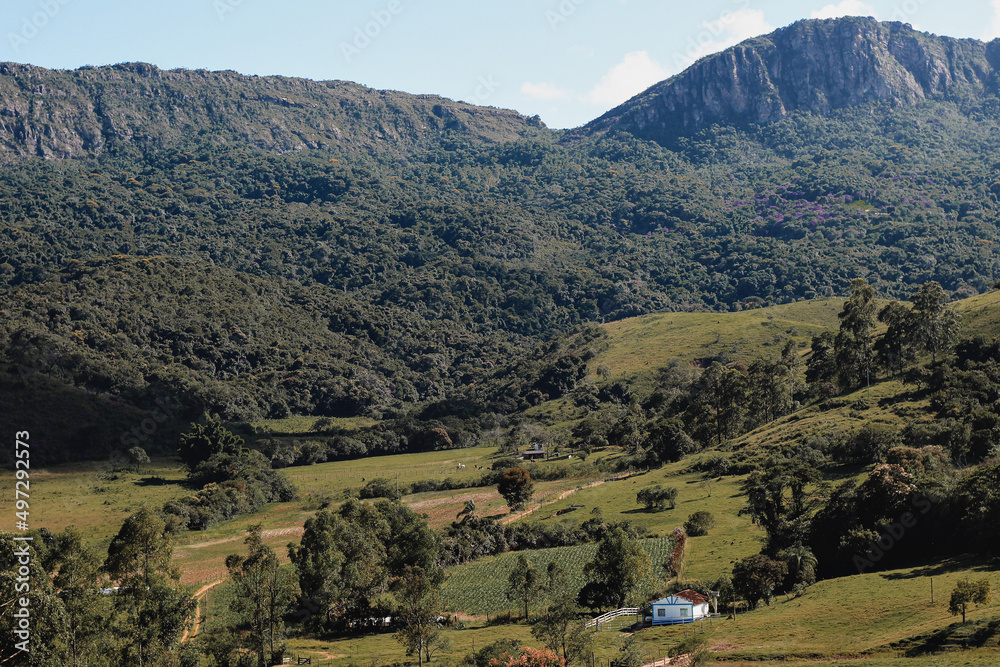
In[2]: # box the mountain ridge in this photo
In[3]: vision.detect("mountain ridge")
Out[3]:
[1,18,999,158]
[583,17,1000,145]
[0,60,547,162]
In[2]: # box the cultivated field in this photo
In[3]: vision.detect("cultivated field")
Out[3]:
[440,537,675,616]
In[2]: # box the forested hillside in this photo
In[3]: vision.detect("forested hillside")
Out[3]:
[6,15,1000,667]
[3,18,1000,461]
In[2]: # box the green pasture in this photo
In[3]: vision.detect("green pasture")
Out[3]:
[628,555,999,663]
[516,461,761,583]
[0,456,191,549]
[440,537,674,616]
[594,298,845,390]
[1,444,609,587]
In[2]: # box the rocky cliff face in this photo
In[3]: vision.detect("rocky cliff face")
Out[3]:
[0,62,544,162]
[1,18,996,161]
[584,17,1000,144]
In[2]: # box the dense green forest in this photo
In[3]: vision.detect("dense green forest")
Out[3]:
[5,92,1000,462]
[5,17,1000,665]
[0,18,999,461]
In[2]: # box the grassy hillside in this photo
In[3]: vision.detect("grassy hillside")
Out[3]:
[440,537,674,615]
[629,555,1000,663]
[514,461,762,583]
[953,288,1000,338]
[593,298,844,389]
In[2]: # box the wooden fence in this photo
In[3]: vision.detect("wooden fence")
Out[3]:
[585,606,640,629]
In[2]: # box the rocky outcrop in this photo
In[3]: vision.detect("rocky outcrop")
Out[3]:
[584,17,1000,144]
[0,62,544,162]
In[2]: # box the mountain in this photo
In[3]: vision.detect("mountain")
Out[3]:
[3,17,1000,463]
[0,61,545,161]
[584,17,1000,145]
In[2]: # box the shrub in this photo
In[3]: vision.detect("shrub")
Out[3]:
[832,425,900,463]
[636,485,677,511]
[359,477,397,499]
[687,453,732,476]
[684,511,716,536]
[492,457,520,471]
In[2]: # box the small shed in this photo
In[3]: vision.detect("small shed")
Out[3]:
[650,590,710,625]
[522,444,546,460]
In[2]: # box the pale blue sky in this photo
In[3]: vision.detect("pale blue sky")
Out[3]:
[2,0,996,128]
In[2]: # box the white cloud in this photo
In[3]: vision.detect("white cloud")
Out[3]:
[671,9,776,72]
[521,81,571,102]
[987,0,1000,40]
[583,50,668,106]
[810,0,878,20]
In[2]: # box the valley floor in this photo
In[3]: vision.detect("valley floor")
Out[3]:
[7,445,998,665]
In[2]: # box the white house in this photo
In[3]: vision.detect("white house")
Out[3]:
[650,590,710,625]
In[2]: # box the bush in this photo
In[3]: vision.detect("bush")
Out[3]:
[492,457,520,471]
[668,634,711,666]
[470,639,522,667]
[832,425,900,463]
[359,477,397,499]
[636,485,677,511]
[684,511,716,536]
[687,453,732,476]
[163,448,296,531]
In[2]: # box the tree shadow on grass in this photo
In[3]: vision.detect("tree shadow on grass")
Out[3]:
[879,554,998,580]
[134,475,195,489]
[621,507,674,514]
[900,619,1000,656]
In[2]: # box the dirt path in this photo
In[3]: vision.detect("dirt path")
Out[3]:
[500,474,632,524]
[175,526,305,552]
[182,579,224,643]
[640,656,688,667]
